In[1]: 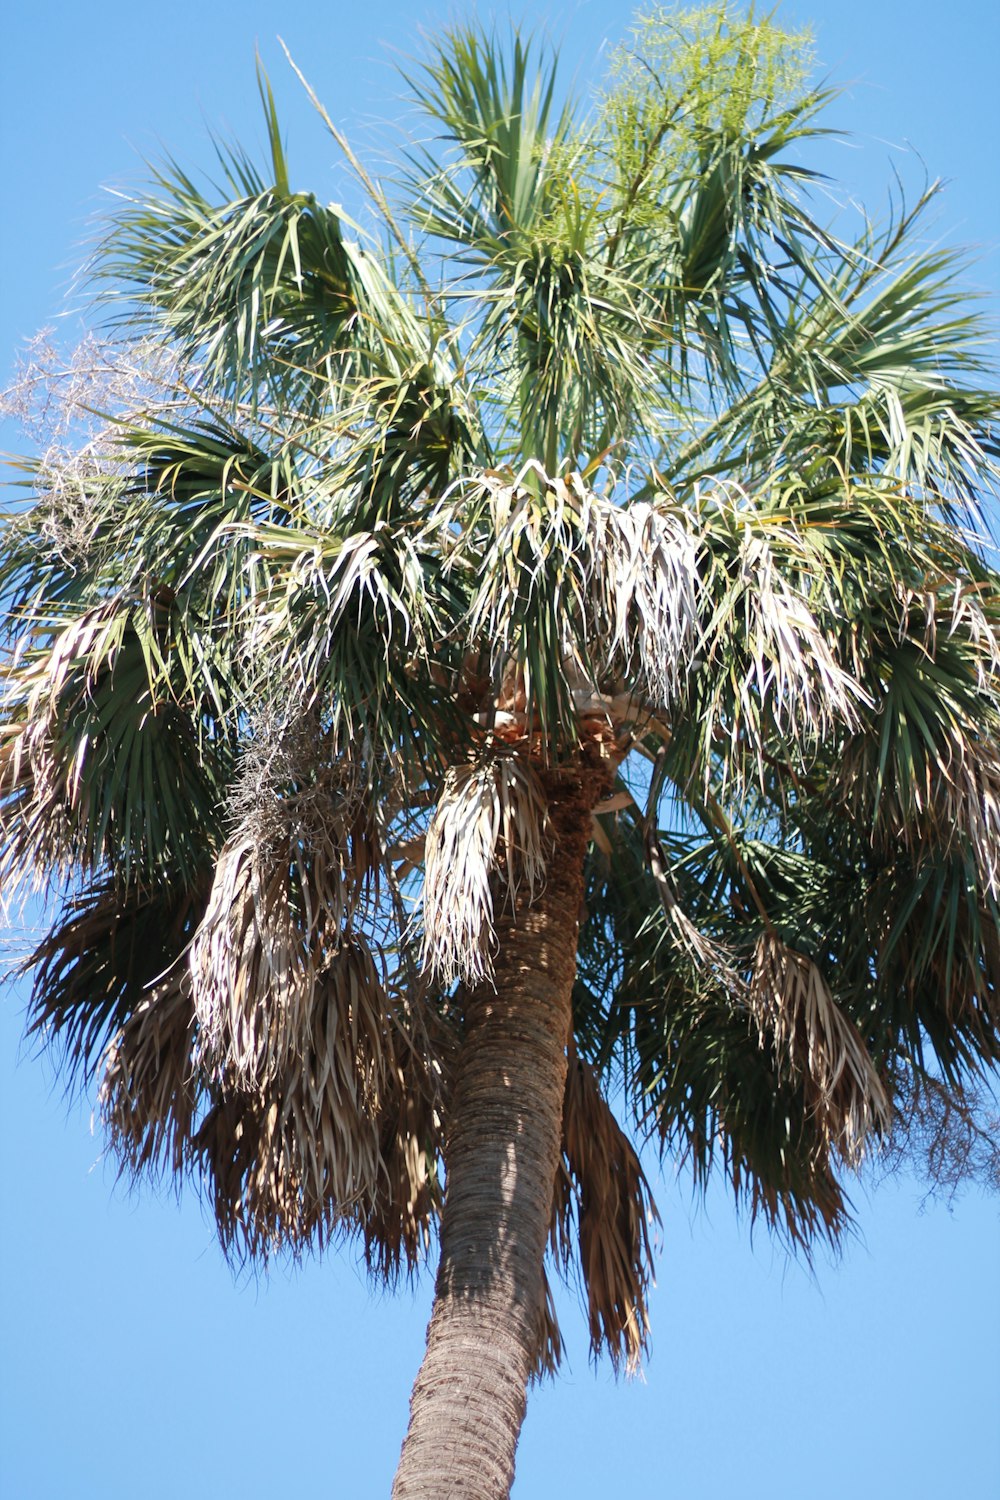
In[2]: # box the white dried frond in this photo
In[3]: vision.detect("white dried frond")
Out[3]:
[946,584,1000,690]
[696,517,868,792]
[952,750,1000,899]
[0,606,129,894]
[421,756,550,987]
[586,497,703,706]
[750,933,892,1165]
[839,720,1000,900]
[0,718,73,900]
[897,576,1000,692]
[737,533,865,738]
[190,827,306,1081]
[664,898,742,988]
[461,462,590,665]
[243,522,426,699]
[458,465,703,715]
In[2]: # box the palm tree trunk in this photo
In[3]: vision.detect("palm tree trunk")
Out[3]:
[392,766,604,1500]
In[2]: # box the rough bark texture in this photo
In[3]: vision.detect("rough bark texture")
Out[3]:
[392,765,606,1500]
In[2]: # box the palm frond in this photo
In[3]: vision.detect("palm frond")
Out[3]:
[551,1045,658,1372]
[23,878,206,1096]
[190,733,379,1084]
[689,483,868,787]
[749,932,891,1166]
[99,965,200,1178]
[421,753,549,986]
[98,138,426,414]
[1,591,230,893]
[194,938,409,1260]
[575,811,852,1250]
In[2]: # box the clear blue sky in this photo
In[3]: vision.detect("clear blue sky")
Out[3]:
[2,4,999,1498]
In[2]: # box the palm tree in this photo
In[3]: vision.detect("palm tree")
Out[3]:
[3,8,999,1496]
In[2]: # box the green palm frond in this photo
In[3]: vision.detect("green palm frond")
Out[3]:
[664,192,1000,512]
[1,592,231,893]
[574,811,853,1248]
[100,126,443,421]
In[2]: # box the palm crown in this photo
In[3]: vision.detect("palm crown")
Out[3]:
[2,8,999,1494]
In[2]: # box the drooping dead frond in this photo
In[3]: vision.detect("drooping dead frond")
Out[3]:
[455,464,704,728]
[699,510,868,787]
[643,819,743,987]
[0,604,129,897]
[531,1267,565,1383]
[421,754,549,986]
[190,745,377,1085]
[0,719,72,903]
[587,496,703,707]
[552,1048,659,1373]
[750,933,892,1165]
[361,1014,451,1280]
[742,532,864,732]
[916,745,1000,900]
[99,967,200,1178]
[196,938,406,1259]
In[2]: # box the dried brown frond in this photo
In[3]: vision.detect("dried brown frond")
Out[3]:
[196,938,408,1260]
[750,933,892,1165]
[553,1048,659,1373]
[99,968,200,1178]
[530,1267,565,1383]
[421,754,550,986]
[643,821,743,987]
[190,730,379,1084]
[360,1011,452,1280]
